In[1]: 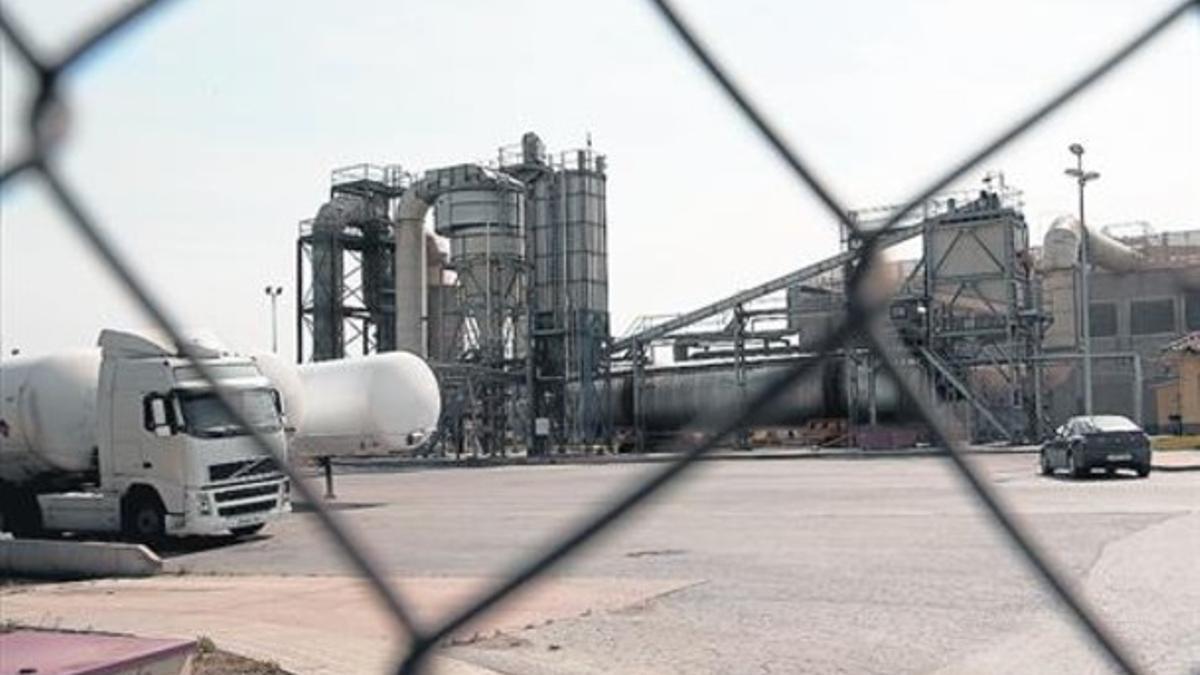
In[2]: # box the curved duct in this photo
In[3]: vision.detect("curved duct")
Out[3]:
[1042,214,1143,273]
[394,191,431,357]
[310,195,383,360]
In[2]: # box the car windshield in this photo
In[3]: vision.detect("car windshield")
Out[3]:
[177,388,281,438]
[1079,416,1141,433]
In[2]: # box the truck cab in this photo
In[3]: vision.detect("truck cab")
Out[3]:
[37,330,291,539]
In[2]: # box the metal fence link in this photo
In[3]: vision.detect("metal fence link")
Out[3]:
[1,1,1196,673]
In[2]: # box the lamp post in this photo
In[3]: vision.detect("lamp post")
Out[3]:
[1065,143,1100,416]
[264,285,283,354]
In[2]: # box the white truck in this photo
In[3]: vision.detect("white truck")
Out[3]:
[0,330,292,539]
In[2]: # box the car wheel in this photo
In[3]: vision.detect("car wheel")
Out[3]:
[1039,451,1053,476]
[230,524,265,537]
[1135,463,1151,478]
[124,497,165,542]
[1068,450,1088,479]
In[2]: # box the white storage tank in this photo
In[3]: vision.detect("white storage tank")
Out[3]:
[259,352,441,457]
[0,351,102,483]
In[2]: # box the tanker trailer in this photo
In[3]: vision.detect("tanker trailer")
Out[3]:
[1,333,443,540]
[0,329,291,539]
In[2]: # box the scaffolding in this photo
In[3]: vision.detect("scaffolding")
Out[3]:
[296,164,407,362]
[611,183,1045,446]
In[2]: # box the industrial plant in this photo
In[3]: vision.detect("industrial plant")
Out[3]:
[295,133,1200,455]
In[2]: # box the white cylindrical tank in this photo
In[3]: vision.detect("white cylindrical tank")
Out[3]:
[0,351,102,483]
[286,352,441,457]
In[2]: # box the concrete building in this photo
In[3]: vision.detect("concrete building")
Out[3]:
[1152,332,1200,434]
[1039,227,1200,432]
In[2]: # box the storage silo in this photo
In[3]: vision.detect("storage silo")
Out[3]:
[429,164,527,364]
[510,136,610,448]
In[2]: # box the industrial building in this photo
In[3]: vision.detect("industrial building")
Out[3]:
[295,137,1199,454]
[1040,226,1200,432]
[297,133,609,455]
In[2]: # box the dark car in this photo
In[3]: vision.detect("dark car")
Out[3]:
[1040,415,1152,478]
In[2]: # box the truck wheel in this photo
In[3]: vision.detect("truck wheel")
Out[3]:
[1,488,43,538]
[124,497,165,542]
[230,524,265,537]
[1039,451,1053,476]
[1068,451,1088,479]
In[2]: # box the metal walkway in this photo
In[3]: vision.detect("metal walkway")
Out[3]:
[611,223,925,353]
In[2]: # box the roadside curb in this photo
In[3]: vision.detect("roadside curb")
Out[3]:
[1152,464,1200,473]
[0,537,161,579]
[326,447,1039,473]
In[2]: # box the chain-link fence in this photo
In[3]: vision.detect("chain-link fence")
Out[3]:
[1,1,1195,673]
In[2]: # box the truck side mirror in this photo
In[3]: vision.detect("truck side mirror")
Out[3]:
[271,390,294,434]
[144,394,174,437]
[151,398,172,437]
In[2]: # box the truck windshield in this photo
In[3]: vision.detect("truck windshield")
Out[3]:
[177,388,281,438]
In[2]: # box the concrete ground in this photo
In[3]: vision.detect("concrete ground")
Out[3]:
[3,452,1197,674]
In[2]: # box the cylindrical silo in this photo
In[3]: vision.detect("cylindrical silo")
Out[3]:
[520,144,610,444]
[431,164,526,363]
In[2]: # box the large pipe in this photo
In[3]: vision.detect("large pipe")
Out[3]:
[394,191,431,357]
[1043,214,1143,273]
[310,196,386,360]
[607,358,906,432]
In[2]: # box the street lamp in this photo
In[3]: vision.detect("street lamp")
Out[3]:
[264,285,283,354]
[1065,143,1100,416]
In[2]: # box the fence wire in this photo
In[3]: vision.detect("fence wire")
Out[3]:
[2,1,1197,673]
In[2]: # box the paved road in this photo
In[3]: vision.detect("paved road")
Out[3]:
[153,453,1198,674]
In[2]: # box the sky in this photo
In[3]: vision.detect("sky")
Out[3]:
[1,0,1197,363]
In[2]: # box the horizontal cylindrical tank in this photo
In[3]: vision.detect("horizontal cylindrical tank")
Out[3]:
[0,351,102,483]
[1043,214,1143,273]
[608,358,904,432]
[258,352,441,457]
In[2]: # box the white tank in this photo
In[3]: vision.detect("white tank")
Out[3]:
[261,352,441,457]
[0,350,102,483]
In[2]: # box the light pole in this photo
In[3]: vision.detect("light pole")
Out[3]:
[264,285,283,354]
[1065,143,1100,416]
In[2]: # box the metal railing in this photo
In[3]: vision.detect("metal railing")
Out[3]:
[2,1,1196,673]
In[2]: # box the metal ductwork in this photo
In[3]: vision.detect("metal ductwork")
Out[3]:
[310,195,383,360]
[394,191,431,357]
[1042,214,1143,273]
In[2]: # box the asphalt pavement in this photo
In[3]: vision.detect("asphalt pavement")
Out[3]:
[6,453,1197,673]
